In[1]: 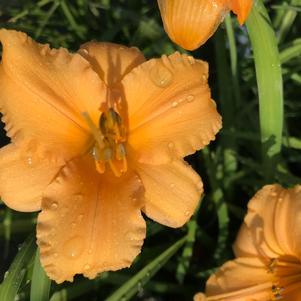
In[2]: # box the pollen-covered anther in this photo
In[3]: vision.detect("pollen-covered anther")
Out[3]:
[271,284,284,300]
[82,108,128,177]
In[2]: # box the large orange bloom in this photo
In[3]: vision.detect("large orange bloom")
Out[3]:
[0,29,221,283]
[158,0,253,50]
[194,184,301,300]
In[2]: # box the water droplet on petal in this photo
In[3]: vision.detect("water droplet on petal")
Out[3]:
[187,56,194,64]
[27,157,33,165]
[125,232,136,241]
[186,95,194,102]
[184,210,190,216]
[63,236,84,259]
[51,202,58,210]
[170,183,175,188]
[83,264,90,270]
[78,214,84,222]
[168,142,174,149]
[172,101,178,108]
[150,62,173,88]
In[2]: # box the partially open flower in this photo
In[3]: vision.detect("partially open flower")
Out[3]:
[195,184,301,300]
[158,0,253,50]
[0,29,221,283]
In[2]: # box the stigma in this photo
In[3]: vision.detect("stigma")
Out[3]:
[82,108,127,177]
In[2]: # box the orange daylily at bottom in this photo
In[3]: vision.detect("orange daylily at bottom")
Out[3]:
[0,29,222,283]
[157,0,253,50]
[194,185,301,300]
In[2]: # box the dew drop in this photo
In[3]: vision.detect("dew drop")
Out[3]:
[187,56,194,64]
[125,232,135,241]
[186,95,194,102]
[74,194,83,202]
[51,202,58,210]
[63,236,84,259]
[170,183,175,188]
[27,157,33,165]
[171,101,178,108]
[78,214,84,222]
[168,142,174,149]
[83,264,90,270]
[184,210,190,216]
[150,62,173,88]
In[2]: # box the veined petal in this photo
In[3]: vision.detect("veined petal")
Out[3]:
[158,0,229,50]
[205,258,272,300]
[230,0,253,25]
[37,156,146,283]
[135,159,203,227]
[124,52,221,165]
[234,185,301,260]
[0,144,63,212]
[79,42,145,87]
[0,29,107,159]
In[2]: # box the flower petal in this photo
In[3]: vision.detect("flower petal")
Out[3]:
[124,52,221,165]
[230,0,253,25]
[234,185,301,259]
[157,0,229,50]
[206,257,272,300]
[0,29,107,159]
[37,156,146,283]
[135,159,203,227]
[79,42,145,87]
[0,144,63,212]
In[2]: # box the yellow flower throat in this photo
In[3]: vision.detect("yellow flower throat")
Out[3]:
[82,108,127,177]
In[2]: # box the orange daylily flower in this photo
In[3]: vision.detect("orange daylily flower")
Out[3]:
[157,0,253,50]
[0,29,222,283]
[194,184,301,300]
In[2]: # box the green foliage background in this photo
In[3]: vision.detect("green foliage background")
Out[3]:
[0,0,300,300]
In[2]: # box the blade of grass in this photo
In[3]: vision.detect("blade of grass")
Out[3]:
[30,249,51,301]
[246,0,284,182]
[277,0,301,43]
[34,0,60,39]
[0,235,36,301]
[59,0,85,39]
[214,28,238,183]
[175,216,198,283]
[280,38,301,64]
[104,236,187,301]
[201,148,229,264]
[224,15,241,106]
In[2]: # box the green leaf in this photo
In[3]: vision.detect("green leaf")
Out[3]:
[104,236,187,301]
[246,0,284,182]
[30,249,51,301]
[0,235,36,301]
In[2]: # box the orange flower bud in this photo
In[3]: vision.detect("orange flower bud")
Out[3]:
[158,0,253,50]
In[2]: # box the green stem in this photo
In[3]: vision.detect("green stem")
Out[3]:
[246,0,284,182]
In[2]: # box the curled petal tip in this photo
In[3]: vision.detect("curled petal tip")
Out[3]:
[230,0,253,25]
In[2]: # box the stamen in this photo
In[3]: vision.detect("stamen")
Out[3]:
[82,112,104,149]
[83,109,128,177]
[271,285,284,300]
